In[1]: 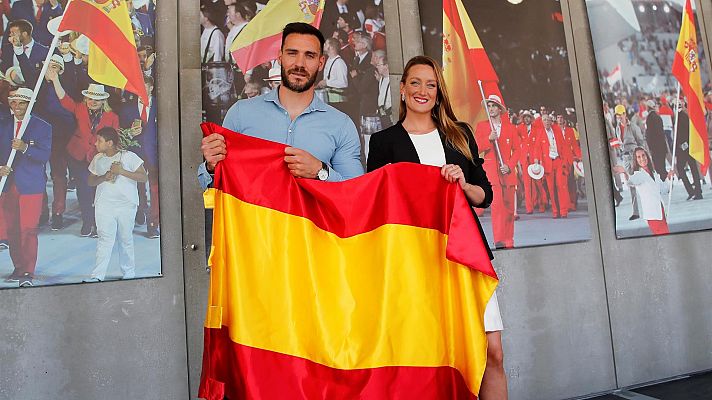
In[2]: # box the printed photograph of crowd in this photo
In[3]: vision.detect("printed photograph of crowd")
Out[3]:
[0,0,161,289]
[200,0,393,162]
[418,0,591,249]
[586,0,712,238]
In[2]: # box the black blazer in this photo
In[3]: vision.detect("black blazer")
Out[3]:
[367,121,494,260]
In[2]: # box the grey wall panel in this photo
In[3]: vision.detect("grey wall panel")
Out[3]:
[0,0,190,398]
[395,0,423,64]
[569,0,712,389]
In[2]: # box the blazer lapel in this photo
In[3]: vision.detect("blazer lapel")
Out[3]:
[395,122,420,163]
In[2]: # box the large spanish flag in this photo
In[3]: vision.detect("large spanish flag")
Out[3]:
[672,0,709,174]
[198,123,498,400]
[229,0,325,73]
[58,0,148,103]
[443,0,503,125]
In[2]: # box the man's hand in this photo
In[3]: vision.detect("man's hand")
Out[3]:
[0,166,11,177]
[145,53,156,70]
[49,0,59,7]
[45,68,58,82]
[500,165,511,175]
[284,147,321,179]
[489,132,498,141]
[11,139,28,152]
[201,133,226,172]
[110,161,124,176]
[350,69,358,78]
[103,171,116,183]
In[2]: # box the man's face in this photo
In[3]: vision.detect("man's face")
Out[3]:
[354,37,366,52]
[138,50,148,68]
[8,27,29,45]
[336,16,347,30]
[557,115,564,126]
[487,102,502,118]
[279,33,324,93]
[244,84,260,98]
[615,113,627,125]
[523,115,532,125]
[145,83,154,97]
[8,95,28,119]
[543,115,553,129]
[48,63,61,75]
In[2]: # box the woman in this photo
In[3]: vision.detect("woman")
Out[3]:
[616,147,669,235]
[367,56,507,399]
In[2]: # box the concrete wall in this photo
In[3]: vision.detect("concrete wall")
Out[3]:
[0,0,191,399]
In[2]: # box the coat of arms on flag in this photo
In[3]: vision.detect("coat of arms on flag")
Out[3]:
[299,0,320,18]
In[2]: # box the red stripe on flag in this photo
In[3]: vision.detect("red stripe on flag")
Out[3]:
[201,123,495,276]
[199,327,478,400]
[443,0,499,83]
[59,1,147,103]
[231,32,282,73]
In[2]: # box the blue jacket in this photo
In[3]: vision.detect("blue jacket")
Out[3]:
[0,114,52,194]
[8,0,63,46]
[0,41,49,87]
[118,96,157,167]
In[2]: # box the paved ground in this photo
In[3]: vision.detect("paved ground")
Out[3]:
[0,184,161,289]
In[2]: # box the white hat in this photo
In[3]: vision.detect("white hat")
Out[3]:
[5,66,25,86]
[485,94,505,109]
[82,84,110,100]
[71,35,90,56]
[47,16,71,37]
[573,161,585,178]
[527,163,545,180]
[8,87,34,102]
[645,99,657,108]
[263,67,281,82]
[44,54,65,74]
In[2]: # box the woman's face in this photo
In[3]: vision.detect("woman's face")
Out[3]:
[400,64,438,116]
[635,149,649,168]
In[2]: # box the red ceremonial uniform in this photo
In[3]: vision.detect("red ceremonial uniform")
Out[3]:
[475,120,520,248]
[561,125,582,211]
[517,123,546,213]
[537,124,572,218]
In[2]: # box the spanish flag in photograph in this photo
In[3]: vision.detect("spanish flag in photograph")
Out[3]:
[443,0,502,126]
[230,0,325,73]
[672,0,709,174]
[58,0,148,103]
[198,123,498,400]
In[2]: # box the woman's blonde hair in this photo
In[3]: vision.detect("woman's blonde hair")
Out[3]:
[399,55,473,161]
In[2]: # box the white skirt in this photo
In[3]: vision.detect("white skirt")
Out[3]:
[484,291,503,332]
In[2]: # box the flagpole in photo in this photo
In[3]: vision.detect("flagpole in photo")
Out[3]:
[0,2,72,193]
[477,79,505,169]
[667,84,681,216]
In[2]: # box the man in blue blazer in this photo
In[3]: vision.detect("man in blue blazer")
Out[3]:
[117,76,159,238]
[8,0,63,46]
[0,87,52,287]
[1,19,50,88]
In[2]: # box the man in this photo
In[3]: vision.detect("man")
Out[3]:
[372,49,391,130]
[0,87,52,287]
[224,1,254,64]
[199,22,362,190]
[674,100,703,200]
[349,31,378,135]
[615,104,646,220]
[517,111,545,214]
[1,19,49,87]
[322,0,354,36]
[644,99,669,181]
[474,95,520,248]
[317,37,349,114]
[7,0,62,46]
[557,113,581,211]
[537,114,572,219]
[118,76,161,238]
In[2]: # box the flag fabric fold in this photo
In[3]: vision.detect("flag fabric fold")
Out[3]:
[198,123,498,400]
[442,0,503,125]
[229,0,325,73]
[672,0,709,174]
[58,0,148,103]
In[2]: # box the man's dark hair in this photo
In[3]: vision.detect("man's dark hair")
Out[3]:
[97,127,120,148]
[281,22,325,53]
[229,1,257,21]
[201,7,223,27]
[8,19,33,36]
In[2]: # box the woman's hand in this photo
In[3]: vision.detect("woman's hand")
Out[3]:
[441,164,466,188]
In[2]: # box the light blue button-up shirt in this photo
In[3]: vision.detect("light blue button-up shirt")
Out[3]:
[197,88,363,190]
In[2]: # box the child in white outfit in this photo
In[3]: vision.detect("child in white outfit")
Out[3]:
[86,127,148,281]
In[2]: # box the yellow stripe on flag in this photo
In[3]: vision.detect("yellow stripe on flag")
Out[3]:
[208,191,497,395]
[89,42,129,89]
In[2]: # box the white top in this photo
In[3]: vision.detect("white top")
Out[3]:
[545,127,559,159]
[200,26,225,63]
[408,129,446,167]
[324,55,348,89]
[377,75,391,109]
[628,169,668,221]
[89,150,145,207]
[13,39,35,67]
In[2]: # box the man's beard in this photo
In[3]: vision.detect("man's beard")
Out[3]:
[281,66,318,93]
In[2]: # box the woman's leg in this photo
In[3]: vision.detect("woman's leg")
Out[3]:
[479,331,508,400]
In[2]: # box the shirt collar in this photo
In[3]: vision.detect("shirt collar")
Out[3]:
[264,87,328,113]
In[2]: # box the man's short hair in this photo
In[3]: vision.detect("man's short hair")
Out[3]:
[281,22,325,53]
[8,19,33,36]
[325,38,340,52]
[353,31,372,51]
[201,7,223,27]
[339,12,359,30]
[229,0,256,21]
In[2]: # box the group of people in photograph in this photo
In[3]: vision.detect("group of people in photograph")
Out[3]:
[200,0,393,155]
[0,0,159,287]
